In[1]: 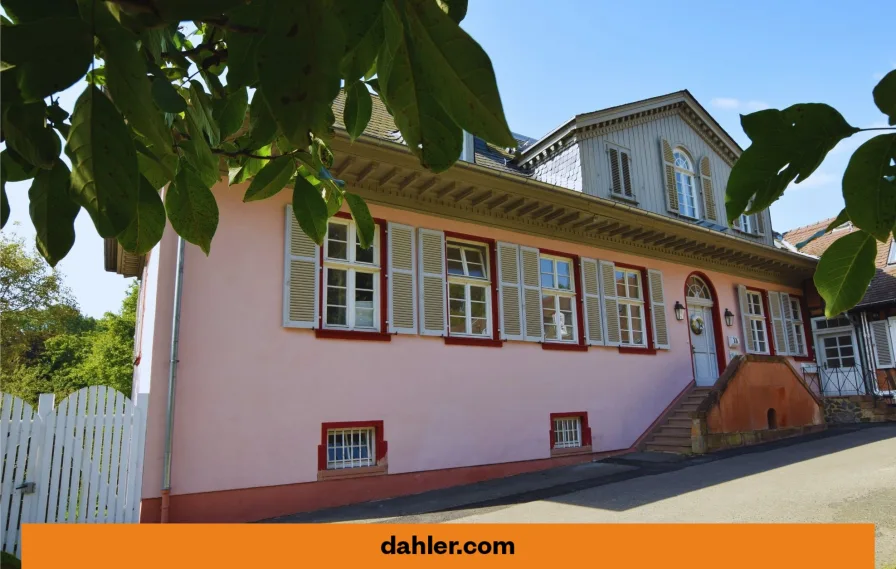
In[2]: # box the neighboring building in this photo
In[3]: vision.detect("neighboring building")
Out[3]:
[782,219,896,399]
[111,90,822,523]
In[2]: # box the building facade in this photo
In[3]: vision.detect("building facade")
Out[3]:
[114,91,820,523]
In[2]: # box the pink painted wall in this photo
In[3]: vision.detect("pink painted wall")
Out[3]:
[138,180,803,499]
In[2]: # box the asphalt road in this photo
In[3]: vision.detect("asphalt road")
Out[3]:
[432,426,896,568]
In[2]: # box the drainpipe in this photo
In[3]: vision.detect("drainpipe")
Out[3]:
[160,236,186,523]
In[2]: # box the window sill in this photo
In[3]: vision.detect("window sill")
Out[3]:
[543,342,588,352]
[550,445,593,458]
[792,355,814,362]
[610,193,639,206]
[618,346,657,355]
[315,329,392,342]
[317,462,388,481]
[444,336,503,348]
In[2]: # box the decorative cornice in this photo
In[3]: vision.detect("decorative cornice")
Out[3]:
[329,134,816,288]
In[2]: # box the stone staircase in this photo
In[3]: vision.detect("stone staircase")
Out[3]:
[642,386,713,454]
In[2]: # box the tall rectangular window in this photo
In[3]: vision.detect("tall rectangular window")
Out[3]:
[789,297,807,356]
[323,220,380,331]
[446,241,491,336]
[540,255,576,342]
[616,268,646,347]
[746,290,768,353]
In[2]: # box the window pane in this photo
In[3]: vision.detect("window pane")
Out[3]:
[447,259,465,275]
[633,329,644,345]
[557,261,570,277]
[467,262,486,279]
[471,300,487,318]
[355,288,374,306]
[356,237,374,264]
[823,337,837,348]
[627,271,640,299]
[327,224,348,260]
[542,296,556,339]
[448,283,466,301]
[447,245,462,261]
[465,248,484,267]
[326,306,346,325]
[327,269,347,287]
[355,308,374,327]
[615,270,626,297]
[842,357,856,367]
[471,318,488,335]
[449,299,466,317]
[470,286,486,302]
[356,272,374,290]
[450,316,466,334]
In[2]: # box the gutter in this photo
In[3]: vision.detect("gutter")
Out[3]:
[160,236,186,523]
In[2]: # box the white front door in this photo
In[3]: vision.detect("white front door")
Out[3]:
[817,331,864,395]
[689,303,718,386]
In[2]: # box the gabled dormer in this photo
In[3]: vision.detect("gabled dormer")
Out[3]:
[517,91,773,246]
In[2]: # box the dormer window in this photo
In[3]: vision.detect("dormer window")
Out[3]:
[606,142,634,199]
[739,214,752,233]
[673,149,699,219]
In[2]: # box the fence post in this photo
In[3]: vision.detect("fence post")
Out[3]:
[30,394,56,527]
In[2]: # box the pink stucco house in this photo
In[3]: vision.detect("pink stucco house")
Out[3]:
[109,91,822,523]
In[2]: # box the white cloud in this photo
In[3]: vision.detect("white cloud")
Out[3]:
[711,97,740,109]
[710,98,770,111]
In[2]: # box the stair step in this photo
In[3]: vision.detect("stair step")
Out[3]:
[645,442,691,454]
[678,402,700,411]
[665,418,691,428]
[649,435,691,446]
[656,426,691,437]
[668,411,693,421]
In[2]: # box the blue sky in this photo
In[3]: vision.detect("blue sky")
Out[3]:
[4,0,893,317]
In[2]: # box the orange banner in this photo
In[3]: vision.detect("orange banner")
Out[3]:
[22,523,874,568]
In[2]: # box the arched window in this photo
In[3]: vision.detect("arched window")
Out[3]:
[686,276,712,301]
[673,149,699,219]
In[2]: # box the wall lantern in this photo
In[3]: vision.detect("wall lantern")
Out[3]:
[674,301,685,321]
[724,308,735,327]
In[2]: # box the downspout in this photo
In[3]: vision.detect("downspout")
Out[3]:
[160,236,186,523]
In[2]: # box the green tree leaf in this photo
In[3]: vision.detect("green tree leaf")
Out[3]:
[117,175,166,255]
[0,149,38,182]
[344,81,373,141]
[814,231,877,318]
[212,86,249,140]
[377,0,462,172]
[187,84,221,147]
[151,76,187,113]
[726,104,859,223]
[135,138,177,190]
[243,155,296,202]
[872,70,896,126]
[344,192,374,248]
[405,0,515,148]
[257,0,344,148]
[65,85,139,238]
[223,1,270,89]
[28,160,80,266]
[843,133,896,241]
[2,103,60,169]
[0,17,93,102]
[182,114,221,188]
[229,145,271,185]
[165,163,219,255]
[292,175,329,244]
[2,0,78,23]
[241,95,277,151]
[335,0,384,80]
[436,0,468,23]
[99,19,175,160]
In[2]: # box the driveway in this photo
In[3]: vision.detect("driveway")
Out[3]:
[271,425,896,567]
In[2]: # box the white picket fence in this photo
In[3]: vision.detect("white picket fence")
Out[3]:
[0,387,147,556]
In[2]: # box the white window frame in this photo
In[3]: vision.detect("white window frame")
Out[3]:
[616,267,647,347]
[888,240,896,265]
[539,254,577,343]
[745,290,769,354]
[322,218,381,332]
[673,149,700,220]
[789,297,808,356]
[446,240,492,338]
[326,426,376,470]
[739,214,753,233]
[552,416,582,449]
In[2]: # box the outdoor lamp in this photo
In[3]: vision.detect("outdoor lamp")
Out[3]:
[724,308,734,327]
[674,301,685,321]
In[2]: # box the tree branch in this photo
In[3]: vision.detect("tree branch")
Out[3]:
[198,17,262,34]
[858,127,896,132]
[211,148,309,161]
[161,40,224,59]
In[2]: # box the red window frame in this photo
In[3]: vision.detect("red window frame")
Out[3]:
[615,262,656,355]
[443,231,502,348]
[317,420,388,476]
[538,248,588,352]
[315,212,391,342]
[549,412,593,456]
